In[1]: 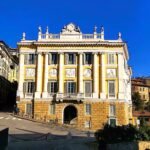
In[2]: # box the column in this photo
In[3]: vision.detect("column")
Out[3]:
[118,53,124,100]
[17,53,24,98]
[93,52,98,98]
[42,53,49,98]
[78,52,83,94]
[35,53,42,98]
[100,53,106,99]
[58,53,64,93]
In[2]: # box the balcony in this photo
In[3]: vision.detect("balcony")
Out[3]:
[47,93,56,98]
[24,93,34,99]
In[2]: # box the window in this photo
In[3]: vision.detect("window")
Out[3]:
[84,53,92,64]
[65,81,76,93]
[23,82,35,93]
[24,54,36,65]
[50,104,55,114]
[84,81,92,97]
[48,81,58,93]
[108,81,115,98]
[26,104,32,115]
[108,54,115,64]
[109,118,116,127]
[65,53,76,64]
[85,104,91,115]
[110,105,116,116]
[85,121,91,128]
[49,53,58,64]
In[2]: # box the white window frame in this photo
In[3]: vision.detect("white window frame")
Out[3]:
[85,104,91,115]
[84,53,92,65]
[84,120,91,128]
[25,54,36,65]
[26,103,32,115]
[108,53,115,65]
[84,81,92,97]
[109,105,116,117]
[66,81,76,94]
[48,81,58,94]
[49,103,55,115]
[108,80,116,99]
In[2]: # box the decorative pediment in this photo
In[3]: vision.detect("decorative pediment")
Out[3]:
[61,23,81,34]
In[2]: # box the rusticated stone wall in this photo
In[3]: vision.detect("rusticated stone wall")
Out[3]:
[17,100,131,130]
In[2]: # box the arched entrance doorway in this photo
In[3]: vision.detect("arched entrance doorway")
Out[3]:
[63,105,77,124]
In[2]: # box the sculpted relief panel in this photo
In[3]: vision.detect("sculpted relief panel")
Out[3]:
[107,69,116,78]
[26,68,35,77]
[66,69,76,77]
[49,69,57,77]
[83,69,92,77]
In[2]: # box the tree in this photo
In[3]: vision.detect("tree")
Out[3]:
[132,92,145,111]
[145,101,150,112]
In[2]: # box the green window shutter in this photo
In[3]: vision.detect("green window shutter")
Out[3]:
[24,54,28,64]
[73,53,76,64]
[83,53,85,65]
[65,53,68,65]
[48,53,51,65]
[64,82,67,93]
[23,82,26,93]
[47,82,51,93]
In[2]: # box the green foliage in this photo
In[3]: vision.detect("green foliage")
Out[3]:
[95,124,150,144]
[132,92,145,110]
[145,101,150,112]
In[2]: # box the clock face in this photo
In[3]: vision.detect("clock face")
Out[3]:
[83,69,91,77]
[49,69,57,77]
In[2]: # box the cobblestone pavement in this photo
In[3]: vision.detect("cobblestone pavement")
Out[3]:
[0,112,97,150]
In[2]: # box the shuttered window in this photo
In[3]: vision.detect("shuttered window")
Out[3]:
[85,104,91,115]
[84,81,92,97]
[110,105,116,116]
[49,53,58,65]
[24,54,36,65]
[108,81,115,98]
[108,54,115,64]
[23,82,35,93]
[84,53,92,65]
[26,104,32,115]
[65,82,76,93]
[50,104,55,114]
[65,53,76,64]
[47,81,58,93]
[109,118,116,127]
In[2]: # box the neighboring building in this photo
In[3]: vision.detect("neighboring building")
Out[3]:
[17,23,132,130]
[132,78,150,102]
[0,41,18,109]
[133,111,150,126]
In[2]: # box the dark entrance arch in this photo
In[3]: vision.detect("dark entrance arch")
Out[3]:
[63,105,77,124]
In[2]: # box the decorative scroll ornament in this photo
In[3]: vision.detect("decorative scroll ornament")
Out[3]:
[107,69,116,78]
[66,69,76,77]
[49,69,57,77]
[83,69,91,77]
[26,68,35,77]
[61,23,81,34]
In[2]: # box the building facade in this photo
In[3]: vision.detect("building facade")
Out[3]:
[0,41,18,109]
[17,23,132,130]
[132,78,150,102]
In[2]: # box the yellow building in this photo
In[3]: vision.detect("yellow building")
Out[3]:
[0,41,18,109]
[17,23,132,130]
[132,78,150,102]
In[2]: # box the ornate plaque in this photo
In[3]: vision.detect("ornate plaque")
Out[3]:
[26,68,35,77]
[83,69,91,77]
[66,69,75,77]
[107,69,116,78]
[49,69,57,77]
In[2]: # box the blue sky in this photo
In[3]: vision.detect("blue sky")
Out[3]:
[0,0,149,77]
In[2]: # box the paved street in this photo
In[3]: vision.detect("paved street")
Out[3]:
[0,112,97,150]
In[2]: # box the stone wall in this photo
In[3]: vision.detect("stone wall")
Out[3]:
[18,100,130,130]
